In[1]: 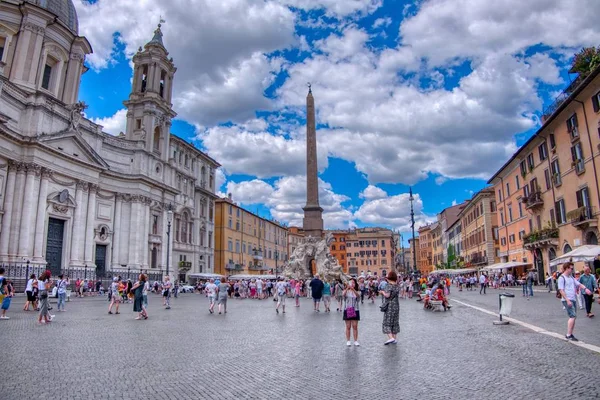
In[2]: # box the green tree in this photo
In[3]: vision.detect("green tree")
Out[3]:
[447,244,456,268]
[571,46,600,77]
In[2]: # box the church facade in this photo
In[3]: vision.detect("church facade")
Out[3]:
[0,0,219,281]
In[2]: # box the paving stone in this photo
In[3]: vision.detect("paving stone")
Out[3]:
[1,292,599,399]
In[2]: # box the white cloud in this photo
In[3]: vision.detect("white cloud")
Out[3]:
[435,176,447,185]
[91,109,127,136]
[279,0,383,17]
[372,17,392,29]
[354,191,435,233]
[359,185,388,200]
[197,123,328,178]
[76,0,296,126]
[400,0,600,67]
[451,199,457,206]
[226,176,354,229]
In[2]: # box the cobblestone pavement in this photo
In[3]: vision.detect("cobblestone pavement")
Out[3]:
[449,285,600,347]
[1,292,599,400]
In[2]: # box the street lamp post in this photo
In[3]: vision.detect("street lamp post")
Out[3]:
[275,239,278,276]
[409,187,417,274]
[85,264,88,279]
[166,204,173,277]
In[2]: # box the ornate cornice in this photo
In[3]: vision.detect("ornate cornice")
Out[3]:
[76,180,88,190]
[88,183,99,194]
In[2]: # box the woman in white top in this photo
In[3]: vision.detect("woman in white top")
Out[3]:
[23,274,36,311]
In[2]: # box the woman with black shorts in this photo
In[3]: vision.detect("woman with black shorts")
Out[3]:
[342,278,361,347]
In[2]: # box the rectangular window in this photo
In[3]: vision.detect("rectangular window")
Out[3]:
[508,206,513,222]
[523,184,530,198]
[555,199,566,224]
[0,37,4,60]
[381,240,385,246]
[538,142,548,161]
[490,201,496,212]
[571,142,585,174]
[527,153,535,170]
[236,222,240,231]
[506,182,510,196]
[501,237,506,246]
[500,211,505,226]
[567,113,579,139]
[520,160,527,176]
[498,189,503,202]
[228,240,233,251]
[229,205,232,215]
[136,119,142,130]
[518,202,523,218]
[576,187,591,217]
[208,232,212,248]
[515,175,520,190]
[592,90,600,113]
[549,133,556,149]
[41,64,52,90]
[509,234,515,244]
[551,159,561,186]
[544,169,551,190]
[235,241,240,253]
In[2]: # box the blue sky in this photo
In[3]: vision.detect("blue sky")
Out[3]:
[75,0,600,238]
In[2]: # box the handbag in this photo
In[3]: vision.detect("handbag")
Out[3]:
[380,301,389,312]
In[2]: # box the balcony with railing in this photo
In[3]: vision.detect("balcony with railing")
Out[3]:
[541,75,584,122]
[252,248,263,261]
[568,206,597,229]
[522,192,544,210]
[225,262,244,271]
[467,255,488,266]
[523,228,559,249]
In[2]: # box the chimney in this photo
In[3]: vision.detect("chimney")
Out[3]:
[228,193,232,201]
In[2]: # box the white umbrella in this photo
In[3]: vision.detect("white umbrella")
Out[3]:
[549,245,600,267]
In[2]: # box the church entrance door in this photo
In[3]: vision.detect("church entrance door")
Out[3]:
[95,245,107,278]
[45,218,65,276]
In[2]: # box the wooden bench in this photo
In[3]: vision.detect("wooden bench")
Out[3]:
[429,300,444,312]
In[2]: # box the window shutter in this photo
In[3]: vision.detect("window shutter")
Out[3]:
[566,117,573,132]
[573,114,579,127]
[593,92,600,113]
[571,146,577,161]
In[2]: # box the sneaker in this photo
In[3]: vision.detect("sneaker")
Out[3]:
[354,341,360,346]
[108,311,113,314]
[276,309,279,314]
[384,338,395,345]
[565,335,579,342]
[346,341,351,347]
[0,316,9,320]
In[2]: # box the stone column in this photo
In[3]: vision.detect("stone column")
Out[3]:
[33,169,50,260]
[18,165,40,258]
[0,161,17,259]
[70,181,86,265]
[128,198,139,266]
[8,163,26,258]
[84,184,98,264]
[112,194,122,267]
[141,198,150,268]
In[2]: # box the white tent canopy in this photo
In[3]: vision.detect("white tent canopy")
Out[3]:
[481,261,529,272]
[549,245,600,267]
[228,274,276,280]
[188,273,224,279]
[431,268,477,275]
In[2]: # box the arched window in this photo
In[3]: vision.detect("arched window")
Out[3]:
[548,248,556,261]
[563,243,572,254]
[331,245,336,250]
[160,70,166,97]
[141,65,148,92]
[153,127,160,152]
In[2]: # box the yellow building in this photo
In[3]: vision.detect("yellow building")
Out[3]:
[345,228,396,277]
[215,197,288,276]
[458,188,499,267]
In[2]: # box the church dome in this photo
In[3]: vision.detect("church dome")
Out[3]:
[26,0,79,34]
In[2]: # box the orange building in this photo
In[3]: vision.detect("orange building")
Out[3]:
[458,188,499,267]
[345,228,396,276]
[489,65,600,280]
[327,230,349,273]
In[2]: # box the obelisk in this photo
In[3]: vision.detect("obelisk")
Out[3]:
[302,84,324,238]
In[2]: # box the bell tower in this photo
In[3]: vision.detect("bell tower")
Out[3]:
[123,22,177,161]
